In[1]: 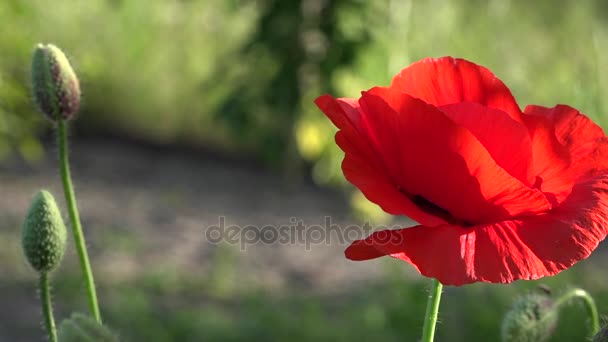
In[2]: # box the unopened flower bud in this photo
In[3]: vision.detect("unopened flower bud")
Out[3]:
[31,44,81,121]
[22,190,67,273]
[58,313,118,342]
[501,292,558,342]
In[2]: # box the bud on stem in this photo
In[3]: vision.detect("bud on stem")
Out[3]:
[501,291,558,342]
[31,44,81,121]
[22,190,67,273]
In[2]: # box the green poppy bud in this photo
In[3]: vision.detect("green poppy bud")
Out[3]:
[22,190,67,273]
[57,313,118,342]
[501,292,558,342]
[31,44,81,121]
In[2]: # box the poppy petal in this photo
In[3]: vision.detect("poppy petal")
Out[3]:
[357,90,550,225]
[439,102,534,185]
[522,105,608,205]
[345,175,608,285]
[363,86,534,185]
[526,104,608,180]
[391,57,522,123]
[314,95,363,138]
[314,95,449,227]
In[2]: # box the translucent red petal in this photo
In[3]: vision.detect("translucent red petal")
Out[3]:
[345,175,608,285]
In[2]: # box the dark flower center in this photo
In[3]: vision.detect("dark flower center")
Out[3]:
[396,185,475,227]
[411,195,475,227]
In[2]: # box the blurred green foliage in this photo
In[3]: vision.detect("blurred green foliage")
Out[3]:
[4,0,608,220]
[2,0,608,180]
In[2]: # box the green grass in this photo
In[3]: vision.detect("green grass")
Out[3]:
[3,217,608,341]
[43,256,608,341]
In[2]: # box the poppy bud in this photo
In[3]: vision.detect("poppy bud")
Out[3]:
[57,313,118,342]
[501,292,558,342]
[31,44,81,121]
[22,190,67,273]
[593,325,608,342]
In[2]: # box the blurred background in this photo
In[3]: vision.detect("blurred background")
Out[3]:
[2,0,608,340]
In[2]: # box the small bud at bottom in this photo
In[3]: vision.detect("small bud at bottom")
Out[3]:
[22,190,67,273]
[501,292,558,342]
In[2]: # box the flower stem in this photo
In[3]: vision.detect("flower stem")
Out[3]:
[57,120,101,323]
[39,273,57,342]
[421,278,443,342]
[554,288,599,336]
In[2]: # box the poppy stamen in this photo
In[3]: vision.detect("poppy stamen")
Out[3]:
[411,195,475,227]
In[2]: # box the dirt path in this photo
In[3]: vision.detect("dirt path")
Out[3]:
[0,138,415,340]
[1,137,402,294]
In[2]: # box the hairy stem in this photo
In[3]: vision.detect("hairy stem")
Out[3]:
[57,120,101,322]
[40,273,57,342]
[421,278,443,342]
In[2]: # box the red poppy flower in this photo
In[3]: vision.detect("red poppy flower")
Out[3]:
[315,57,608,286]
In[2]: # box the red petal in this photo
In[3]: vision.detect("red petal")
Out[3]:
[439,102,534,185]
[526,104,608,180]
[391,57,522,123]
[357,90,550,225]
[314,95,448,227]
[314,95,362,136]
[522,105,608,205]
[337,132,447,226]
[346,175,608,285]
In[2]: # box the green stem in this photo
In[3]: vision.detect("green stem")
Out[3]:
[57,120,101,323]
[421,278,443,342]
[554,288,600,336]
[40,273,57,342]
